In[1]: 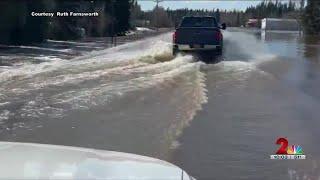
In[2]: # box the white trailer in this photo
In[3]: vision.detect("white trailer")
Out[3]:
[261,18,300,31]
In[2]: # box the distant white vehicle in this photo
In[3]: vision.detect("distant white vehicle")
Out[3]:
[0,142,195,180]
[136,27,155,32]
[261,18,300,31]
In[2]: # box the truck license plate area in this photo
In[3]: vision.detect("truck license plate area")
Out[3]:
[192,44,201,48]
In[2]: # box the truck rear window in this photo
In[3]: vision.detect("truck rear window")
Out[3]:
[180,17,218,27]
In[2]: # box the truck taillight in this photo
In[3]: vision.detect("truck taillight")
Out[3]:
[215,31,223,41]
[173,31,177,43]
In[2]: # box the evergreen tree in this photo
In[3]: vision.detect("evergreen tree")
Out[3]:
[236,12,241,26]
[0,1,49,45]
[303,0,320,34]
[52,1,82,40]
[104,0,132,35]
[215,9,221,23]
[24,0,49,43]
[114,0,131,35]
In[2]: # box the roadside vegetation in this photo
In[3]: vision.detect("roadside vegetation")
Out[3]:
[302,0,320,34]
[0,0,132,45]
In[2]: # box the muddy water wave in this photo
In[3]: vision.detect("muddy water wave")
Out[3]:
[0,33,208,153]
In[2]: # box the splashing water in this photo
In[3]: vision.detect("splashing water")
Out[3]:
[0,33,208,155]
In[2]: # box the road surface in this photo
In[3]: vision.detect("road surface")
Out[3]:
[0,28,320,179]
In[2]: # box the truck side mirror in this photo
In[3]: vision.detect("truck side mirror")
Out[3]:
[221,23,226,30]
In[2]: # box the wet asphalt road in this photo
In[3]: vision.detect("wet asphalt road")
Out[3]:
[1,28,320,179]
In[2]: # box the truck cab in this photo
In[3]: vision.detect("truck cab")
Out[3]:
[173,16,226,56]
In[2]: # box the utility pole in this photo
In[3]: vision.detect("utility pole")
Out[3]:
[111,0,116,46]
[152,0,163,31]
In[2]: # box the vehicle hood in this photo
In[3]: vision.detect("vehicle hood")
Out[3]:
[0,142,191,180]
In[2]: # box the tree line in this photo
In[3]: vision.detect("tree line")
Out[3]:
[244,0,319,34]
[0,0,133,45]
[133,0,300,28]
[132,0,319,34]
[245,0,297,19]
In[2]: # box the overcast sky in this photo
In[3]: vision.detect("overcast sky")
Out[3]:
[137,0,263,11]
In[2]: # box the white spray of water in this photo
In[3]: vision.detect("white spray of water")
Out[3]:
[0,33,209,150]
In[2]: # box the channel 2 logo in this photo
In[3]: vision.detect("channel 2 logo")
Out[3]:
[270,137,306,160]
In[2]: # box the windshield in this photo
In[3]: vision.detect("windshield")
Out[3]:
[180,17,218,27]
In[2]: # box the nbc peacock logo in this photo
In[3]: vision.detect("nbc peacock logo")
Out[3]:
[270,137,306,160]
[287,145,304,155]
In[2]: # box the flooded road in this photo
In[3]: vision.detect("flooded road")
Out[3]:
[1,28,320,179]
[174,29,320,180]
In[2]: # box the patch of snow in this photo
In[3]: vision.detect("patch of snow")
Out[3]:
[136,27,154,32]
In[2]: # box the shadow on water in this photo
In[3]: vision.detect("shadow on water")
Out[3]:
[197,52,224,64]
[178,51,224,64]
[301,35,320,63]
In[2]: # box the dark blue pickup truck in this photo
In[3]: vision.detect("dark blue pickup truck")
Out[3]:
[172,16,226,56]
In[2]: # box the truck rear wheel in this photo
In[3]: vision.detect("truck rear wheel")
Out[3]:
[172,47,179,56]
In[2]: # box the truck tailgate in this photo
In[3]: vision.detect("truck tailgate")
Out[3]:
[175,27,221,45]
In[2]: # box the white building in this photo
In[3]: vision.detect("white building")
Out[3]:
[261,18,300,31]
